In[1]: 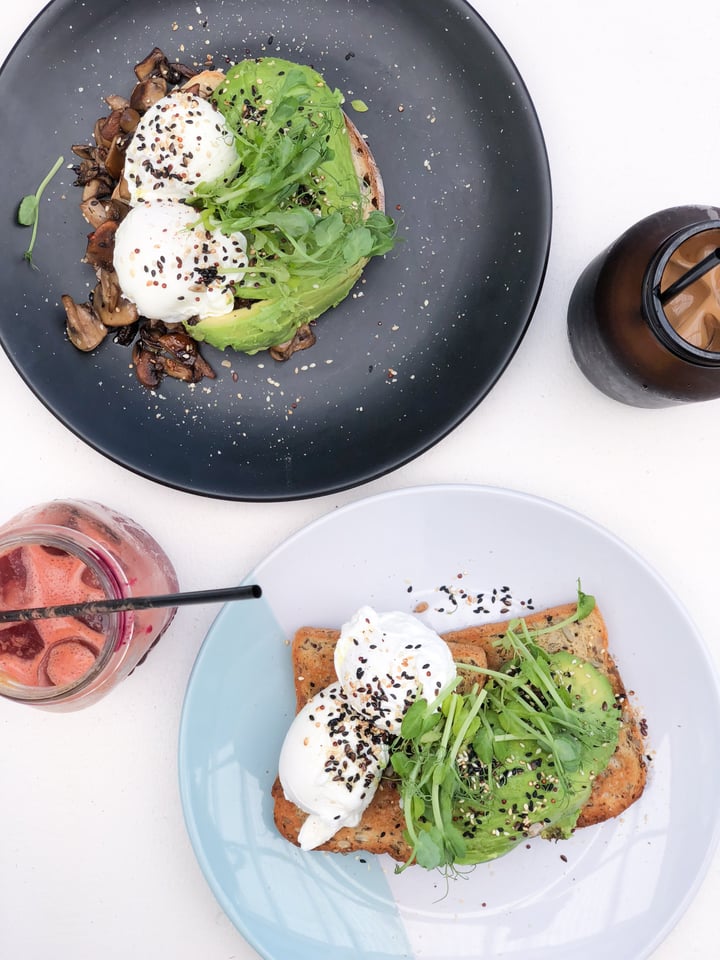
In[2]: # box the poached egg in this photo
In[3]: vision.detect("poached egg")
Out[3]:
[123,90,238,204]
[334,606,457,734]
[113,200,247,324]
[279,606,457,850]
[278,681,390,850]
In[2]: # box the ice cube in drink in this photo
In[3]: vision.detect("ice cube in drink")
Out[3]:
[661,229,720,351]
[0,543,105,688]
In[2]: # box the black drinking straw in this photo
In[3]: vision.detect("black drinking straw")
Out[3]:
[0,584,262,624]
[658,246,720,305]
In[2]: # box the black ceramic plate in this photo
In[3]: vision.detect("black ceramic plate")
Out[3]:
[0,0,550,501]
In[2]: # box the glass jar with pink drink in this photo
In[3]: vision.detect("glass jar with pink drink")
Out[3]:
[0,499,178,709]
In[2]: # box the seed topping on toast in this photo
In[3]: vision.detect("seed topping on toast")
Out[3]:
[275,585,646,874]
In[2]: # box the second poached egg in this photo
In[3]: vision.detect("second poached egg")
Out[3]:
[113,200,246,324]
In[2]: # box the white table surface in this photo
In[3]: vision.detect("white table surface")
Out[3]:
[1,1,718,957]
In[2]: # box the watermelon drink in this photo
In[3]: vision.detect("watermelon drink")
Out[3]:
[0,500,178,708]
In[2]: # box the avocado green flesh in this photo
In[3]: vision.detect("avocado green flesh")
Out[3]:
[451,651,621,866]
[188,259,365,354]
[185,57,370,354]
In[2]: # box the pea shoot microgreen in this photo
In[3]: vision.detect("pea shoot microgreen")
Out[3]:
[388,584,620,875]
[17,155,64,268]
[196,64,396,308]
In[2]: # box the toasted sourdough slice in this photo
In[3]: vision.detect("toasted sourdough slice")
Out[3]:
[272,603,647,860]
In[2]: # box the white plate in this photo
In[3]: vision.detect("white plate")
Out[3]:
[179,484,720,959]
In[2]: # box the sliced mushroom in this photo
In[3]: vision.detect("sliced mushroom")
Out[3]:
[134,47,198,87]
[73,154,106,186]
[62,295,108,352]
[104,133,131,181]
[132,340,163,389]
[112,176,131,204]
[74,153,116,200]
[97,268,119,314]
[80,196,128,229]
[71,143,98,162]
[112,321,139,346]
[159,355,199,382]
[105,94,130,112]
[163,60,199,85]
[81,177,115,202]
[92,270,139,328]
[186,348,216,382]
[84,220,118,271]
[157,328,216,380]
[80,198,110,228]
[134,47,168,81]
[94,111,125,149]
[269,323,317,361]
[118,107,141,134]
[130,76,167,113]
[131,321,216,386]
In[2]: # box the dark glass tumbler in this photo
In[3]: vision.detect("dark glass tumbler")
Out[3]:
[567,205,720,407]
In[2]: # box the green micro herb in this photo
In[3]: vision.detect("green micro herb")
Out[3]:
[389,583,620,877]
[350,99,369,112]
[17,155,64,268]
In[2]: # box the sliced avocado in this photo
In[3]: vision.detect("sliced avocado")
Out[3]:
[188,259,365,354]
[539,649,621,839]
[453,651,621,865]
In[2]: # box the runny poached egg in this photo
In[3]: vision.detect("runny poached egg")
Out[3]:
[113,200,247,324]
[279,606,457,851]
[278,682,390,851]
[123,90,238,204]
[334,606,457,734]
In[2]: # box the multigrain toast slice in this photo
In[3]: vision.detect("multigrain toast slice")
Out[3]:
[272,603,647,859]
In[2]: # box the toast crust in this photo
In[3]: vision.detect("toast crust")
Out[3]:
[344,113,385,216]
[274,603,647,859]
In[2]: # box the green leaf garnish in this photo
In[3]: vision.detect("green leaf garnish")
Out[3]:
[414,826,445,870]
[400,698,429,740]
[390,752,413,778]
[389,587,621,876]
[350,99,369,112]
[17,155,64,268]
[17,195,38,227]
[553,735,582,770]
[576,582,596,620]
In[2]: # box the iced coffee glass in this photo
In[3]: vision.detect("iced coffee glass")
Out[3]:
[567,205,720,406]
[0,500,178,709]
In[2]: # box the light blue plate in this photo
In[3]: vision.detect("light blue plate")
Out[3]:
[179,485,720,960]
